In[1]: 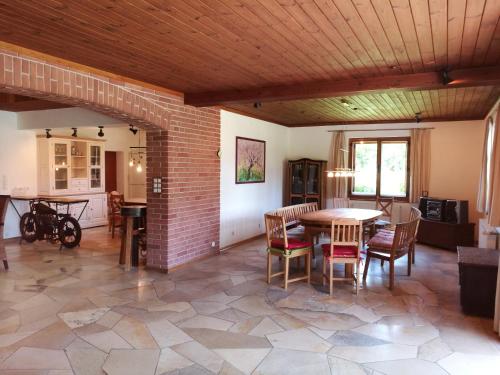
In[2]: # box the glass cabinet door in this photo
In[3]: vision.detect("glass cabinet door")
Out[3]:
[54,167,68,190]
[54,142,68,167]
[306,162,320,194]
[290,162,304,194]
[89,144,102,189]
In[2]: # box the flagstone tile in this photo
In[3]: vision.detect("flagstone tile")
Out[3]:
[327,356,366,375]
[254,348,331,375]
[1,347,71,370]
[214,348,271,374]
[96,310,123,328]
[328,330,390,347]
[182,328,271,349]
[353,323,439,346]
[229,296,279,316]
[58,307,110,329]
[438,352,500,375]
[102,349,160,375]
[195,292,241,305]
[172,341,224,374]
[229,317,264,334]
[0,331,36,348]
[267,328,331,353]
[282,309,364,331]
[15,321,76,350]
[66,347,107,375]
[328,343,418,363]
[147,302,191,313]
[191,301,228,315]
[340,305,380,323]
[248,317,283,337]
[179,315,233,331]
[81,330,132,353]
[113,316,158,349]
[212,308,253,323]
[156,348,193,374]
[367,358,448,375]
[418,337,453,362]
[146,319,193,348]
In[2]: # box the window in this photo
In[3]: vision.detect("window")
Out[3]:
[349,137,410,200]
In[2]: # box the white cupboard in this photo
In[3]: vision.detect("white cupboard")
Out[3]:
[37,136,107,228]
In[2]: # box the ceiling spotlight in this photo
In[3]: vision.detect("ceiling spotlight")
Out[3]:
[97,126,104,137]
[71,128,78,137]
[253,102,262,109]
[415,112,422,123]
[129,124,138,135]
[45,129,52,139]
[340,99,350,107]
[441,69,451,85]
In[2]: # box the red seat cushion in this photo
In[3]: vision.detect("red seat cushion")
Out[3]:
[270,238,312,250]
[367,231,394,250]
[321,244,358,258]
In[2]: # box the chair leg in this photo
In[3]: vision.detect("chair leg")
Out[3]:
[306,252,311,284]
[355,260,360,295]
[381,260,384,267]
[407,252,412,276]
[322,257,326,286]
[329,260,333,296]
[2,259,8,270]
[411,243,416,264]
[284,257,289,290]
[111,219,115,239]
[389,260,395,290]
[267,253,272,284]
[363,254,371,281]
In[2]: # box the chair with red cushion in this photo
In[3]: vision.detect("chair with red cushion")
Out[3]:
[363,212,420,290]
[265,214,312,290]
[108,191,124,239]
[321,218,363,296]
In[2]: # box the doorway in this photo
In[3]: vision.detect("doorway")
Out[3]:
[105,151,117,192]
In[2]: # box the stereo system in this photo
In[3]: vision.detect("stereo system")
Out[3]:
[418,197,469,224]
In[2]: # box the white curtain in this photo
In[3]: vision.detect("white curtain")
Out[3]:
[327,131,348,204]
[409,129,431,203]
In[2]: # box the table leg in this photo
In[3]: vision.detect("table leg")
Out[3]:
[124,217,134,271]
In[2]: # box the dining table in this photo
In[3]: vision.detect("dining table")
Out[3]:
[299,207,383,275]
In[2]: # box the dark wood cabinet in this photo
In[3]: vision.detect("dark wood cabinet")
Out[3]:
[416,218,475,250]
[285,159,327,208]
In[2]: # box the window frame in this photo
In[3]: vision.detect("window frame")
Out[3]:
[348,137,411,202]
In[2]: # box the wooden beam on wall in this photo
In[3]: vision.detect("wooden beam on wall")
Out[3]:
[185,66,500,107]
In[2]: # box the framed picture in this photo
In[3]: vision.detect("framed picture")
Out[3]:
[235,136,266,184]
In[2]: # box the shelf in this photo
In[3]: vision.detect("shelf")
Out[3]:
[71,167,87,169]
[71,155,86,158]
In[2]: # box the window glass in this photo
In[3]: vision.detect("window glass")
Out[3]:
[380,142,408,197]
[352,142,377,195]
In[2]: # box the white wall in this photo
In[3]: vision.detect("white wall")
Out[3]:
[220,110,288,248]
[0,111,38,237]
[1,108,146,239]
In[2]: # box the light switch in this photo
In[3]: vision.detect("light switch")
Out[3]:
[153,178,162,193]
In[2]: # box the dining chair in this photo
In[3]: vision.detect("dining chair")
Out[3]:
[363,213,420,290]
[108,191,124,239]
[321,218,363,296]
[265,214,312,290]
[333,197,350,208]
[374,197,395,230]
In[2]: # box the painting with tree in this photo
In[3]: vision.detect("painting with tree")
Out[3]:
[235,137,266,184]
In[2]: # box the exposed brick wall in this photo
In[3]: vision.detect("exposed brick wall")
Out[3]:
[0,48,221,271]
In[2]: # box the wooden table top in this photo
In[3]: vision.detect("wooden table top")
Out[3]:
[299,208,383,225]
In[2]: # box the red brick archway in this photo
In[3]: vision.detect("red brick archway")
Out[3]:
[0,48,221,271]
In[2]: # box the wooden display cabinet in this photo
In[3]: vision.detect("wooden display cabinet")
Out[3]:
[285,158,327,208]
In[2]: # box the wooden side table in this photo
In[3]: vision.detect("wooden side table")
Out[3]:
[457,246,499,317]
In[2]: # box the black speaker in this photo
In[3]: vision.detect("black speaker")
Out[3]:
[444,200,468,224]
[418,197,428,217]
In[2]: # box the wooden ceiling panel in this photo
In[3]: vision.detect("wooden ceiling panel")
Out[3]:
[225,86,500,126]
[0,0,497,94]
[0,93,70,112]
[0,1,498,125]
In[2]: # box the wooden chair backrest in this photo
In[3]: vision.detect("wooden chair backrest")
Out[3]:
[264,214,288,248]
[391,215,421,256]
[266,202,318,229]
[109,192,124,213]
[409,206,421,221]
[327,218,363,258]
[376,197,395,218]
[333,197,349,208]
[0,195,9,240]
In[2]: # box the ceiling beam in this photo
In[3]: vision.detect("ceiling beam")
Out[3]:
[185,66,500,107]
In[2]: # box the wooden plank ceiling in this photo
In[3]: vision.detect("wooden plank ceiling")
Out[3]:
[0,93,70,112]
[0,0,498,125]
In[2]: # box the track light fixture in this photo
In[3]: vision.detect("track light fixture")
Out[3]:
[71,128,78,137]
[45,129,52,139]
[440,69,451,85]
[253,102,262,109]
[97,126,104,137]
[415,112,422,123]
[340,99,350,107]
[129,124,138,135]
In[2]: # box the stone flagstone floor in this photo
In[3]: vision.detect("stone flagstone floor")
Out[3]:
[0,227,499,375]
